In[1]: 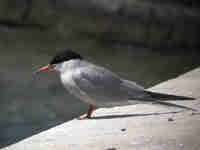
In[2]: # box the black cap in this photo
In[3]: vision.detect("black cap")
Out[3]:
[50,49,83,65]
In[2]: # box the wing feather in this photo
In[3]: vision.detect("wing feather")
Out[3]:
[72,64,147,106]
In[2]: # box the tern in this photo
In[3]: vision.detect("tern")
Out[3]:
[35,49,196,119]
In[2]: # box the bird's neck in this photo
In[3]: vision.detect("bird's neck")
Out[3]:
[54,59,82,74]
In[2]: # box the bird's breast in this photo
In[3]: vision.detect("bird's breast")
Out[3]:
[60,71,94,104]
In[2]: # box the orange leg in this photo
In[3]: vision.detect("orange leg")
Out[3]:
[78,104,94,120]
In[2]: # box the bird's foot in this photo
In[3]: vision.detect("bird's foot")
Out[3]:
[77,115,91,120]
[76,104,94,120]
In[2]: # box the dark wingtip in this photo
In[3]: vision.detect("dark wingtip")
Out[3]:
[146,91,196,101]
[185,97,195,100]
[176,96,195,100]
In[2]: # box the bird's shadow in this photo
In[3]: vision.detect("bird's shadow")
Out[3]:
[91,110,183,120]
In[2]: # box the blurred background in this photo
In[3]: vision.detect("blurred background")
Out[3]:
[0,0,200,148]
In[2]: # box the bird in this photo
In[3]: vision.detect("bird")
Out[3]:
[35,49,196,120]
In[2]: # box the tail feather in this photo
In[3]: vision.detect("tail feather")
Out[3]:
[146,91,195,101]
[152,100,197,111]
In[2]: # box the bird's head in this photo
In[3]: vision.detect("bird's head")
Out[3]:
[34,49,82,74]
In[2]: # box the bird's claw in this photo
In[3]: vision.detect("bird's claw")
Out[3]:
[77,115,91,120]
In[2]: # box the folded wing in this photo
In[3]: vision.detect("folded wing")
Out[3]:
[72,64,147,106]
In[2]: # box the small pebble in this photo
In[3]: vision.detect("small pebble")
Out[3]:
[106,148,116,150]
[191,112,199,115]
[121,128,126,132]
[168,117,174,122]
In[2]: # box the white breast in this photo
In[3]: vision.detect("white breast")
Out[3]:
[55,60,97,105]
[60,70,94,105]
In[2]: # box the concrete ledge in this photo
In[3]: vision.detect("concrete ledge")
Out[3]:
[2,68,200,150]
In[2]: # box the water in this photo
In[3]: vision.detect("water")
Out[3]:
[0,39,199,148]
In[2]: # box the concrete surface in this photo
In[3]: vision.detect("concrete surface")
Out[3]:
[2,67,200,150]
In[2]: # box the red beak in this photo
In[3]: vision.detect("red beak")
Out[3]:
[34,65,53,74]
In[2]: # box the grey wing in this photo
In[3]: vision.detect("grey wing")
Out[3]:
[72,64,148,107]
